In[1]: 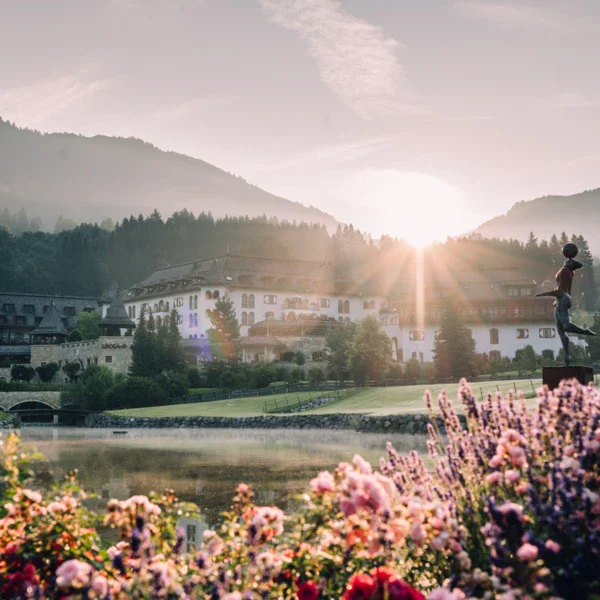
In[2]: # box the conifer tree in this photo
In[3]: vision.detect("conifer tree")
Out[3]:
[207,296,240,361]
[433,300,477,379]
[129,308,155,377]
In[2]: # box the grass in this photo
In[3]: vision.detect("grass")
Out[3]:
[109,377,543,419]
[188,388,218,396]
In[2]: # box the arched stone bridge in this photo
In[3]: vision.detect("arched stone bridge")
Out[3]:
[0,391,62,411]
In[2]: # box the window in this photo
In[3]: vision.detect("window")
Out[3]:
[189,296,193,309]
[128,306,132,318]
[194,313,198,328]
[205,291,213,300]
[194,295,198,309]
[105,356,113,363]
[213,290,220,299]
[381,317,389,325]
[156,316,162,327]
[539,327,556,339]
[132,306,136,319]
[264,294,277,305]
[338,299,344,313]
[363,301,369,309]
[391,316,398,325]
[287,311,297,321]
[319,298,330,308]
[391,337,398,362]
[241,312,248,326]
[490,328,499,345]
[508,288,521,297]
[521,288,532,296]
[165,301,170,311]
[242,294,248,308]
[344,300,350,314]
[189,314,194,328]
[176,314,183,325]
[248,294,255,308]
[517,328,529,339]
[175,297,183,308]
[265,311,275,320]
[411,351,424,363]
[409,330,425,341]
[248,312,255,326]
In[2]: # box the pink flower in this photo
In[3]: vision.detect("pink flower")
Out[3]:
[237,483,249,495]
[310,471,335,494]
[485,472,503,485]
[409,522,427,546]
[21,489,42,503]
[516,543,539,562]
[56,560,93,589]
[504,470,520,484]
[489,455,503,468]
[352,454,373,475]
[48,501,67,514]
[545,539,561,554]
[91,575,109,596]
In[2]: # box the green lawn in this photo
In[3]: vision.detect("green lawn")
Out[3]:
[108,378,543,419]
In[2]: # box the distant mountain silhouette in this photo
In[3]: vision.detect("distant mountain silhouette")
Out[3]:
[474,188,600,254]
[0,119,338,231]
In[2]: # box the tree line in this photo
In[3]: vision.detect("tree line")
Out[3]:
[0,208,596,311]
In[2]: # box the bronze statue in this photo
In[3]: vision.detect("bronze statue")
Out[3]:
[535,243,596,366]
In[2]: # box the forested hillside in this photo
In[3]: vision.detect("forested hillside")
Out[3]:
[474,189,600,254]
[0,119,337,231]
[1,210,596,311]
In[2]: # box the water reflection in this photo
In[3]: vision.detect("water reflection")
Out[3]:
[19,427,427,526]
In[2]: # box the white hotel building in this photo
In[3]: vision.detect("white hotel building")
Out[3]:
[123,255,570,365]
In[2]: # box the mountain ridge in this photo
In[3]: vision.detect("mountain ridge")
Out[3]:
[0,119,338,231]
[473,188,600,254]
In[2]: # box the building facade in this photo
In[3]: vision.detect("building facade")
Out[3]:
[0,291,114,365]
[124,255,574,365]
[124,255,381,364]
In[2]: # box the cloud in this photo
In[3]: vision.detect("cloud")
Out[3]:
[143,95,238,122]
[546,92,597,109]
[258,0,424,118]
[454,1,565,32]
[0,74,112,127]
[254,137,393,172]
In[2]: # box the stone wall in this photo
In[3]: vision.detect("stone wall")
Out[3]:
[88,411,461,434]
[30,336,132,377]
[0,391,62,410]
[0,368,10,382]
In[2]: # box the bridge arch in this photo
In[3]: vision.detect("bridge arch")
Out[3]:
[9,400,55,411]
[8,400,55,423]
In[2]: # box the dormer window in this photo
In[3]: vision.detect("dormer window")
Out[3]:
[2,303,15,312]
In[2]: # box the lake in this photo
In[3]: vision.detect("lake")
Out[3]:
[17,427,427,527]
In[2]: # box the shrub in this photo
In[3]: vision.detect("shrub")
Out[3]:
[155,370,189,400]
[186,366,204,388]
[35,362,60,383]
[106,376,167,409]
[10,364,35,382]
[61,365,115,411]
[308,365,325,383]
[62,361,81,382]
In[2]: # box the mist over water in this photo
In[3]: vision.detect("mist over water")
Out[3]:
[19,427,427,526]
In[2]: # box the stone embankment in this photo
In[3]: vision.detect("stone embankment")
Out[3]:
[88,412,462,434]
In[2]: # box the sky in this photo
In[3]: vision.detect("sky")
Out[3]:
[2,0,600,245]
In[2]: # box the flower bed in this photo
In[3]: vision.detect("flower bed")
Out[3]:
[1,379,599,598]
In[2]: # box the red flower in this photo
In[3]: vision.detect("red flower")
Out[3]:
[344,573,376,600]
[3,563,38,596]
[372,567,396,587]
[387,578,426,600]
[297,580,319,600]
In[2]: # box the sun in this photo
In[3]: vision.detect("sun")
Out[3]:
[348,169,474,246]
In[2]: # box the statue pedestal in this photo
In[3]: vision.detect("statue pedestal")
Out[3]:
[542,366,594,390]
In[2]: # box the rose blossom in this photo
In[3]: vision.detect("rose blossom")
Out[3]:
[485,472,502,485]
[516,543,539,562]
[56,559,93,589]
[310,471,335,494]
[48,501,67,514]
[91,575,109,596]
[504,470,520,484]
[545,539,561,553]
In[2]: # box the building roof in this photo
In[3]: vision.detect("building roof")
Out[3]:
[126,254,374,300]
[31,303,68,337]
[100,292,135,328]
[0,292,101,332]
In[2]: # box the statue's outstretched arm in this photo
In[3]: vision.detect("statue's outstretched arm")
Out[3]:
[535,289,561,298]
